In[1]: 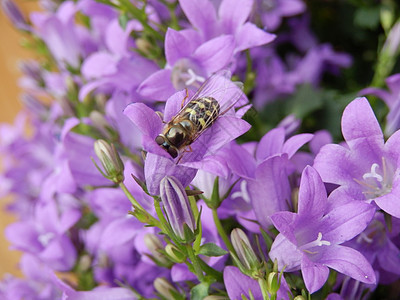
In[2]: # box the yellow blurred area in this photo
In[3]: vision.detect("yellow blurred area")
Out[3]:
[0,0,39,277]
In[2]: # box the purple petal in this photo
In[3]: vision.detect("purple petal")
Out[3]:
[165,28,194,65]
[269,233,302,272]
[248,155,291,229]
[163,89,188,121]
[301,255,330,294]
[313,144,364,196]
[39,235,77,271]
[202,116,251,156]
[256,128,285,161]
[137,69,175,100]
[321,201,375,244]
[223,266,262,299]
[319,245,376,284]
[218,0,253,33]
[374,181,400,218]
[5,222,42,252]
[179,0,218,40]
[81,52,117,79]
[377,238,400,275]
[282,133,313,159]
[123,103,162,138]
[342,97,383,149]
[99,218,142,251]
[270,211,297,245]
[310,130,332,155]
[193,35,235,73]
[235,22,276,52]
[297,166,327,218]
[144,153,197,195]
[181,155,229,178]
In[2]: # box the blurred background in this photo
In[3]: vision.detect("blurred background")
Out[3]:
[0,0,38,277]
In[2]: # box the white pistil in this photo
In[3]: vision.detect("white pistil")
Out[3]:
[231,180,251,204]
[185,68,205,86]
[362,163,383,182]
[299,232,331,253]
[38,232,55,246]
[356,232,373,244]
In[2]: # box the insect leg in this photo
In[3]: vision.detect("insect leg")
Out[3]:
[181,88,189,108]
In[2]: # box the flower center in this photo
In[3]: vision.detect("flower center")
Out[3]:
[355,157,393,199]
[356,218,386,249]
[299,232,331,254]
[171,59,205,90]
[231,180,251,204]
[38,232,55,246]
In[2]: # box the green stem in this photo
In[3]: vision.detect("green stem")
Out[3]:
[185,244,205,281]
[211,208,235,255]
[257,278,270,300]
[119,182,160,227]
[119,182,143,210]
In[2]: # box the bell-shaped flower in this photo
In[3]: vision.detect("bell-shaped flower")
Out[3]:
[314,97,400,218]
[269,166,376,294]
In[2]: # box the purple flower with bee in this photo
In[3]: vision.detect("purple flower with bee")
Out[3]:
[124,71,251,194]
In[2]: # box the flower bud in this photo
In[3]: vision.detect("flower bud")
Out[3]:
[94,139,124,184]
[231,228,261,274]
[89,111,112,139]
[154,277,180,300]
[267,272,280,295]
[144,234,171,266]
[204,296,229,300]
[1,0,30,31]
[160,176,196,242]
[165,244,186,263]
[293,296,306,300]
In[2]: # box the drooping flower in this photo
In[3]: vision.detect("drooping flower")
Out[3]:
[269,166,376,293]
[314,97,400,218]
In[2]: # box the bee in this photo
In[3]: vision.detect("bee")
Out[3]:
[155,71,245,159]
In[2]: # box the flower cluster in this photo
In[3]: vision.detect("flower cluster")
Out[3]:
[1,0,400,299]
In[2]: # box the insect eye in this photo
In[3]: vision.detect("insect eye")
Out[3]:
[155,135,165,145]
[168,147,178,158]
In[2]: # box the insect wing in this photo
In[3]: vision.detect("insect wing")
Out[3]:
[189,70,247,114]
[170,70,247,124]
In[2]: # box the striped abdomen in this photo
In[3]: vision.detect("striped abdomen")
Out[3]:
[182,97,220,131]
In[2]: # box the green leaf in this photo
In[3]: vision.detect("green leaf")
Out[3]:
[190,282,210,300]
[354,6,380,30]
[285,84,323,119]
[198,243,228,257]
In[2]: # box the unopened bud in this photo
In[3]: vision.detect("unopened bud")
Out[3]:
[136,38,152,55]
[154,277,180,300]
[94,139,124,183]
[160,176,196,242]
[78,254,92,272]
[1,0,30,31]
[267,272,280,295]
[165,244,186,263]
[89,111,112,138]
[144,234,171,266]
[204,296,229,300]
[231,228,261,274]
[293,296,306,300]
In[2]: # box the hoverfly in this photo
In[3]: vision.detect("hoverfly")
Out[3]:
[155,71,246,159]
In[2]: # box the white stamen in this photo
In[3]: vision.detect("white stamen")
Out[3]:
[185,68,205,86]
[356,232,373,244]
[299,232,331,252]
[38,232,55,246]
[231,180,251,204]
[362,163,383,182]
